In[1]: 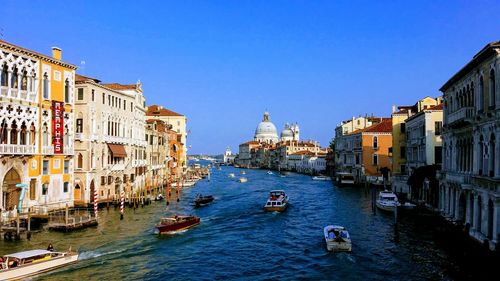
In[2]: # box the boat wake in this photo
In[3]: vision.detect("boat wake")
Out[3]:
[79,248,126,260]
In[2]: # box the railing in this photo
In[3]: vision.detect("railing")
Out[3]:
[133,159,147,167]
[0,86,7,97]
[0,86,37,103]
[74,133,83,140]
[0,144,36,155]
[111,163,126,171]
[64,145,74,155]
[104,135,128,144]
[42,146,54,154]
[445,171,472,184]
[447,107,474,126]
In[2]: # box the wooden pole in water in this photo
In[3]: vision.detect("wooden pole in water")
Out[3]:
[65,204,69,226]
[16,212,20,237]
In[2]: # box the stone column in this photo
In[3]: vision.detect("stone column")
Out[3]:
[473,135,479,175]
[473,193,479,231]
[493,198,500,244]
[495,134,500,178]
[455,188,461,220]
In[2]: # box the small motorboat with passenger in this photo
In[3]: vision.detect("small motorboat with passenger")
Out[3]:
[156,215,201,234]
[194,194,214,207]
[324,225,352,252]
[263,190,289,212]
[312,175,330,181]
[0,249,78,280]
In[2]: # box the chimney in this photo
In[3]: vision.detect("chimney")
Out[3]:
[392,105,396,113]
[52,47,62,60]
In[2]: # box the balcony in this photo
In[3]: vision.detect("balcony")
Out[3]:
[446,107,474,128]
[42,146,54,155]
[444,171,472,186]
[64,145,74,155]
[0,144,36,155]
[75,133,83,141]
[0,87,37,103]
[111,163,126,171]
[0,86,7,97]
[133,159,147,167]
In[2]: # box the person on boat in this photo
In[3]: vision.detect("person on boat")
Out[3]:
[47,243,54,252]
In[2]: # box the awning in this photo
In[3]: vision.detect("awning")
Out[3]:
[107,144,127,158]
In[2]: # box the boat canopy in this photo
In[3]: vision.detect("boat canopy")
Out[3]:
[4,250,53,260]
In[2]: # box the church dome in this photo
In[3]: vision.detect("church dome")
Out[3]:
[254,112,279,143]
[281,123,294,139]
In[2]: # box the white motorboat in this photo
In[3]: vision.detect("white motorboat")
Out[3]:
[401,202,417,211]
[241,171,246,175]
[228,173,236,178]
[267,171,274,175]
[239,177,248,183]
[0,249,78,280]
[324,225,352,252]
[263,190,289,212]
[376,190,401,212]
[181,180,197,188]
[312,176,330,181]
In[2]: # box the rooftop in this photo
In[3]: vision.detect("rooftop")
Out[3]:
[146,105,184,117]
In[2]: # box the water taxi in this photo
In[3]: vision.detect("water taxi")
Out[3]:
[228,173,236,178]
[376,190,401,212]
[0,249,78,280]
[239,177,248,183]
[267,171,274,175]
[241,171,246,175]
[194,194,214,207]
[263,190,289,212]
[324,225,352,252]
[312,175,330,181]
[156,215,200,234]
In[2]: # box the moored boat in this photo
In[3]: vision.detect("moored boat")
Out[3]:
[194,194,214,207]
[336,172,355,186]
[241,171,246,175]
[376,190,401,212]
[156,215,200,234]
[312,175,330,181]
[0,249,78,281]
[267,171,274,175]
[324,225,352,252]
[263,190,289,212]
[228,173,236,178]
[239,177,248,183]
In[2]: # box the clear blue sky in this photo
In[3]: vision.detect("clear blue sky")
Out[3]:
[2,1,499,154]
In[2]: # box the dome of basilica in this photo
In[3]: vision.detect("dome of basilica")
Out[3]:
[254,112,279,143]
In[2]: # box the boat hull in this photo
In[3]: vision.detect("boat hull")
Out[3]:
[376,201,399,212]
[325,240,352,252]
[195,197,214,207]
[263,203,288,212]
[156,218,201,234]
[0,254,78,281]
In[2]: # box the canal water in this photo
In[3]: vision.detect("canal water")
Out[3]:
[0,166,494,280]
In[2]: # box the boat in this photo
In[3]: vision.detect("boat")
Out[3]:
[0,249,78,280]
[267,171,274,175]
[156,215,201,234]
[239,177,248,183]
[401,202,417,211]
[323,225,352,252]
[241,171,246,175]
[181,180,197,188]
[155,194,164,201]
[376,190,401,212]
[194,194,214,207]
[228,173,235,178]
[263,190,289,212]
[336,172,355,186]
[312,175,330,181]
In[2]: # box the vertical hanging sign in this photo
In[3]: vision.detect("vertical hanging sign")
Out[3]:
[52,101,64,154]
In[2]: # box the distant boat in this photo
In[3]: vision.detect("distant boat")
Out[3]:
[336,172,355,187]
[239,177,248,183]
[267,171,274,175]
[228,173,235,178]
[312,176,330,181]
[0,249,79,280]
[376,190,401,212]
[263,190,289,212]
[181,180,197,188]
[324,225,352,252]
[241,171,246,175]
[156,215,200,234]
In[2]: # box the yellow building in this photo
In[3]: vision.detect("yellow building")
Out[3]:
[0,40,76,214]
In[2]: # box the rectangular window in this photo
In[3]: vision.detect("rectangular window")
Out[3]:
[78,88,84,100]
[91,89,95,101]
[124,100,126,110]
[373,154,378,165]
[76,118,83,133]
[400,165,406,175]
[30,179,36,200]
[42,183,48,195]
[63,182,69,193]
[101,176,106,185]
[434,146,443,164]
[42,160,49,174]
[435,121,443,136]
[102,93,105,104]
[64,160,69,174]
[400,146,406,159]
[53,159,60,169]
[400,123,406,133]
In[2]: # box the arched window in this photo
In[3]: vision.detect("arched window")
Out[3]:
[21,69,28,91]
[490,134,496,177]
[373,136,378,148]
[30,123,36,145]
[0,63,8,87]
[10,66,18,89]
[0,119,7,144]
[64,79,69,103]
[20,122,27,145]
[43,72,49,99]
[77,153,83,169]
[10,121,18,144]
[479,135,484,175]
[479,76,484,111]
[489,69,496,108]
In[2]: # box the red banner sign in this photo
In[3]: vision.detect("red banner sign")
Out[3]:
[52,101,64,154]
